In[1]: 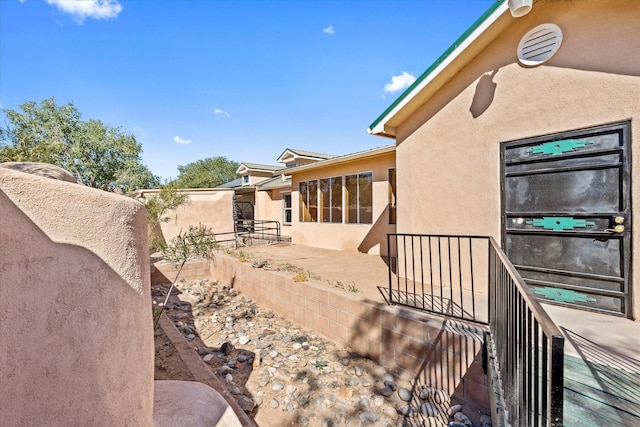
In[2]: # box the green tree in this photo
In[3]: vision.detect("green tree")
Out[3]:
[175,156,239,188]
[0,97,159,192]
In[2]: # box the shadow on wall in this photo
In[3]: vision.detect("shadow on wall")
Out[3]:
[358,204,395,256]
[348,303,488,425]
[470,70,498,119]
[0,189,153,426]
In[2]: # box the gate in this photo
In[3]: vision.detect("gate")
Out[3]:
[501,121,631,317]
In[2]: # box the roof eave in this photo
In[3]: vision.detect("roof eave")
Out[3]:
[368,1,510,138]
[284,145,395,174]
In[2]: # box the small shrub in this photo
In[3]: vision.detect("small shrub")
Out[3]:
[347,282,360,293]
[293,271,308,282]
[280,263,295,272]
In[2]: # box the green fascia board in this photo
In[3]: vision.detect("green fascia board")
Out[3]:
[368,0,506,134]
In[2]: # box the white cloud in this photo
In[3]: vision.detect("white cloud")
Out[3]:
[45,0,122,23]
[173,136,192,145]
[323,26,335,36]
[133,126,146,136]
[213,108,230,118]
[383,71,417,93]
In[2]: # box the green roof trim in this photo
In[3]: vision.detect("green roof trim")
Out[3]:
[368,0,505,134]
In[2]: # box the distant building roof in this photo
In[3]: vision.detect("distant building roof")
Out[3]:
[215,177,243,189]
[281,145,395,174]
[276,148,336,164]
[236,163,282,174]
[255,175,291,191]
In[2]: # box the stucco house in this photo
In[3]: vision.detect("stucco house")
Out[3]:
[368,0,639,320]
[221,146,396,256]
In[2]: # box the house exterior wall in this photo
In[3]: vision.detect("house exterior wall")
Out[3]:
[141,189,236,242]
[0,167,154,426]
[290,151,396,255]
[255,188,292,237]
[393,0,640,317]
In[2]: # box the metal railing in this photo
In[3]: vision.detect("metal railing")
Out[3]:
[488,237,564,427]
[387,233,564,426]
[386,234,490,324]
[235,219,281,246]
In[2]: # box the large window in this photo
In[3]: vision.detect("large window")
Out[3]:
[389,168,396,225]
[299,180,318,222]
[282,193,292,225]
[345,172,372,224]
[320,176,342,223]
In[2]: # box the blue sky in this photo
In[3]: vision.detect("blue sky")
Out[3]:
[0,0,496,181]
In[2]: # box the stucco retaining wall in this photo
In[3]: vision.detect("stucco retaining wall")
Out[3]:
[207,253,489,410]
[0,167,154,426]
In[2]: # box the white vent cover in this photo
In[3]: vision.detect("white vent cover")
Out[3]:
[517,23,563,66]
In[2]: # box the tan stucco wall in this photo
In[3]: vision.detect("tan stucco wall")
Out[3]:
[290,152,396,255]
[141,189,235,243]
[255,188,291,236]
[0,167,154,425]
[393,0,640,317]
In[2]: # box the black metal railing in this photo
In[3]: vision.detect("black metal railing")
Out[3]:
[386,234,490,324]
[488,237,564,427]
[235,219,281,246]
[205,220,283,250]
[386,233,564,426]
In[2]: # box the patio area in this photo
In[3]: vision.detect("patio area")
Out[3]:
[239,243,640,426]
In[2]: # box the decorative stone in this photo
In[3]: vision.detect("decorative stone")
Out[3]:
[202,354,214,363]
[238,335,250,345]
[433,389,450,404]
[359,411,377,424]
[419,387,434,400]
[454,412,472,426]
[398,387,413,401]
[447,404,463,416]
[271,381,284,391]
[378,385,393,397]
[218,365,234,375]
[421,402,438,417]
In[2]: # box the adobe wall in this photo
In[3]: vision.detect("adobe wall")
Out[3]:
[394,0,640,317]
[290,152,396,255]
[0,167,154,425]
[139,188,235,243]
[208,253,489,410]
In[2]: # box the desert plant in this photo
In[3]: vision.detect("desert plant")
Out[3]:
[347,282,360,293]
[293,271,308,282]
[153,224,217,328]
[143,183,188,251]
[280,263,295,272]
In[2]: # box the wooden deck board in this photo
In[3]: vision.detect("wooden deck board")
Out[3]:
[564,354,640,426]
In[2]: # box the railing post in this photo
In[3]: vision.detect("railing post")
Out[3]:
[387,234,394,304]
[550,334,565,426]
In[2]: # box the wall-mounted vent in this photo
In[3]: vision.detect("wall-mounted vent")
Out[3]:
[517,23,563,66]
